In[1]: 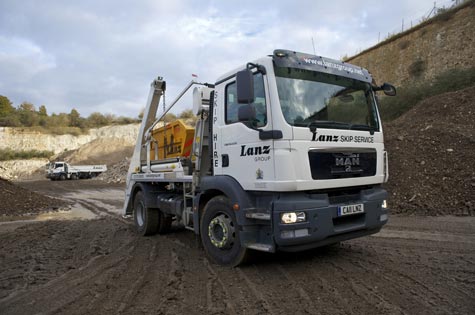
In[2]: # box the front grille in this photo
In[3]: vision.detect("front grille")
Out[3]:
[308,150,376,180]
[328,193,360,204]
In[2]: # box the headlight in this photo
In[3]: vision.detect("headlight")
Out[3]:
[281,212,306,224]
[382,200,388,209]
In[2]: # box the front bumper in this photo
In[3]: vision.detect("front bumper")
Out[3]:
[272,187,388,250]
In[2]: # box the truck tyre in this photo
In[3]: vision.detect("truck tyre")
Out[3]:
[59,174,66,181]
[71,173,78,180]
[133,191,159,236]
[200,196,248,267]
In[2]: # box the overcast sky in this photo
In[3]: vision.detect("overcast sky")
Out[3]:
[0,0,451,118]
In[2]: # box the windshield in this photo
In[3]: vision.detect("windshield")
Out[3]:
[275,67,379,131]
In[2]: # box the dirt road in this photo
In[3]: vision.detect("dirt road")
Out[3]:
[1,181,474,315]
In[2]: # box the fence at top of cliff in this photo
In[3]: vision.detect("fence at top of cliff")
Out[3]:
[346,0,469,59]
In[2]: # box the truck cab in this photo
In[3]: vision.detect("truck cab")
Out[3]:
[124,49,396,266]
[207,50,394,253]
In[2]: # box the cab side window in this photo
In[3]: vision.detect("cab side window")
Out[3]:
[225,72,267,127]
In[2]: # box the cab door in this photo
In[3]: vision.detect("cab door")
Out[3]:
[215,71,275,191]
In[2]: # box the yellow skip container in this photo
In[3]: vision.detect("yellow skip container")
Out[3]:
[150,120,195,161]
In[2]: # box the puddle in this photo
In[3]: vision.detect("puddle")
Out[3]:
[62,188,124,215]
[61,188,124,202]
[0,203,98,233]
[35,204,98,221]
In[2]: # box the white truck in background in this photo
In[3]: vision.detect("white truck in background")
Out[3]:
[46,161,107,180]
[123,49,397,266]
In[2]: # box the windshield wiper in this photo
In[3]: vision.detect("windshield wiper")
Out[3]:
[349,124,376,135]
[308,120,351,129]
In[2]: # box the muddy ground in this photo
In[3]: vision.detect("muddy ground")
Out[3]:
[0,180,474,315]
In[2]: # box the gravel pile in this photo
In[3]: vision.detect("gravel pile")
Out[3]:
[96,158,130,184]
[0,177,68,218]
[384,86,475,216]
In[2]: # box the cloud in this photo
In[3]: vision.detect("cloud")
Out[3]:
[0,0,440,117]
[0,36,56,82]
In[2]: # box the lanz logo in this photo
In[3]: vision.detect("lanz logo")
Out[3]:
[240,145,270,156]
[311,130,339,142]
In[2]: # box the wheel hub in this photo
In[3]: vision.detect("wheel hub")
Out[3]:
[208,214,235,249]
[136,203,144,227]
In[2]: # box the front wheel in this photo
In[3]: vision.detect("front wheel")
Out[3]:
[200,196,248,267]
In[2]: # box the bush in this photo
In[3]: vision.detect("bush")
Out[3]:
[408,60,426,78]
[0,149,54,161]
[29,126,87,136]
[379,67,475,121]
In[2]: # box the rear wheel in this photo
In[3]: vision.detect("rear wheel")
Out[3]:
[200,196,248,266]
[133,191,171,236]
[71,173,78,180]
[134,191,158,236]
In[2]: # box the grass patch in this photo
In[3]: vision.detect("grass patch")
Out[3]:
[379,67,475,121]
[0,149,54,161]
[28,126,89,136]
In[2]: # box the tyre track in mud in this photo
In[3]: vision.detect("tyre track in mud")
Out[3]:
[1,181,475,314]
[275,247,399,315]
[349,237,475,314]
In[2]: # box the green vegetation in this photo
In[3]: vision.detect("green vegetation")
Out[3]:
[0,98,140,134]
[0,149,54,161]
[0,94,200,135]
[379,67,475,121]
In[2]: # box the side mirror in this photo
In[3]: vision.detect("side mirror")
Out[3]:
[382,83,396,96]
[236,69,254,103]
[238,104,256,122]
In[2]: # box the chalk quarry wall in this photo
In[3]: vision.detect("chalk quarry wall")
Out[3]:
[347,2,475,87]
[0,124,139,179]
[0,124,139,154]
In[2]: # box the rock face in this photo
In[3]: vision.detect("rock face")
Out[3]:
[0,124,139,154]
[0,159,49,180]
[347,2,475,86]
[0,124,139,179]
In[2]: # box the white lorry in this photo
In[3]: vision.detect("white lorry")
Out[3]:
[46,161,107,180]
[123,49,396,266]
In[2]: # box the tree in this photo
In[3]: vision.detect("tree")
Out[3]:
[18,102,35,112]
[18,102,38,126]
[87,112,109,127]
[163,112,177,122]
[0,95,15,118]
[179,109,194,119]
[69,108,81,127]
[38,105,48,116]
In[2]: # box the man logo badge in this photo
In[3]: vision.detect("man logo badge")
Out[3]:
[335,154,360,173]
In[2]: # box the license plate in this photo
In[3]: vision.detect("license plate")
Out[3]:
[337,204,364,216]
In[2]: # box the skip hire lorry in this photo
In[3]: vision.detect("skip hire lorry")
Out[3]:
[123,49,396,266]
[46,161,107,180]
